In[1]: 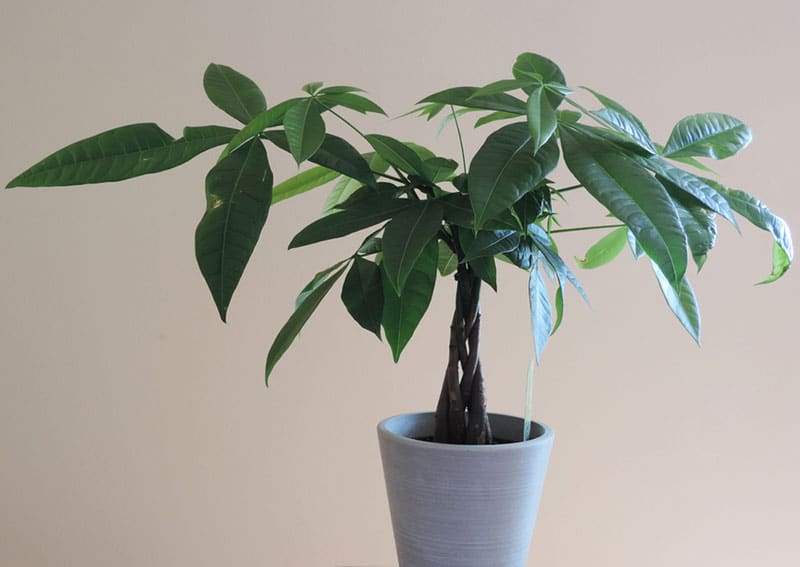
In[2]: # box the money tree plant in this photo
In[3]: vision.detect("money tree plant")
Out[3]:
[7,53,792,444]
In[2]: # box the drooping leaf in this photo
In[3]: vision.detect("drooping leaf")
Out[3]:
[651,261,701,344]
[418,86,527,114]
[217,98,304,162]
[663,113,751,160]
[514,188,551,227]
[322,152,389,215]
[381,201,444,293]
[528,224,589,304]
[469,255,498,291]
[661,181,717,270]
[575,227,629,269]
[636,156,737,227]
[583,87,656,154]
[365,134,428,179]
[382,239,438,361]
[341,257,384,338]
[627,230,645,260]
[265,265,347,383]
[528,252,552,364]
[290,192,413,248]
[272,166,340,205]
[709,182,794,283]
[437,240,458,276]
[7,124,237,187]
[559,125,688,285]
[318,92,386,115]
[469,122,557,229]
[283,98,326,164]
[462,230,521,261]
[294,259,350,308]
[203,63,266,125]
[552,284,565,335]
[195,139,272,322]
[526,86,558,154]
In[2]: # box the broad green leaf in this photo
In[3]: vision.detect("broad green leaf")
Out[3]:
[514,188,551,227]
[475,111,519,128]
[560,125,688,285]
[470,79,537,98]
[195,139,272,322]
[575,227,628,269]
[469,255,497,291]
[552,284,565,335]
[295,260,350,308]
[302,81,324,95]
[512,53,566,104]
[284,98,326,164]
[341,257,384,338]
[272,166,340,205]
[317,85,366,95]
[583,87,655,154]
[761,242,792,285]
[382,239,438,361]
[661,180,717,270]
[203,63,266,125]
[7,124,236,187]
[322,152,389,215]
[462,230,521,262]
[290,193,414,248]
[526,86,558,153]
[437,241,458,276]
[469,122,557,229]
[528,253,552,363]
[217,98,303,162]
[568,123,654,157]
[423,157,459,183]
[528,224,589,304]
[710,182,793,283]
[557,110,582,124]
[318,92,386,115]
[418,86,527,114]
[365,134,428,179]
[382,201,444,293]
[651,261,701,344]
[663,113,751,160]
[637,156,736,226]
[265,265,347,383]
[263,130,376,188]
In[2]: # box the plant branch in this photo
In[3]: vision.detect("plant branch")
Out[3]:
[450,105,467,174]
[549,223,625,234]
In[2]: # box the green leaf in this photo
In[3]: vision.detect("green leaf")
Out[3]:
[295,260,350,308]
[663,113,751,160]
[475,111,519,128]
[660,181,717,270]
[470,79,537,98]
[552,284,565,335]
[322,152,389,215]
[651,261,701,344]
[462,230,521,262]
[382,239,438,361]
[382,202,444,293]
[284,98,326,164]
[290,192,414,248]
[469,255,498,291]
[203,63,267,125]
[317,85,366,95]
[418,86,527,114]
[341,257,384,338]
[526,86,558,153]
[7,124,237,187]
[265,265,347,383]
[528,224,589,304]
[583,87,656,154]
[560,125,688,285]
[195,139,272,322]
[575,227,629,269]
[469,122,556,229]
[636,156,736,226]
[423,157,459,183]
[365,134,429,179]
[272,166,340,205]
[318,92,386,115]
[528,253,552,364]
[710,183,793,283]
[512,53,566,104]
[302,81,324,95]
[437,241,458,276]
[627,229,645,260]
[217,98,304,162]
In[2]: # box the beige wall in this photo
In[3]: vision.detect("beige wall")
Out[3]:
[1,1,798,565]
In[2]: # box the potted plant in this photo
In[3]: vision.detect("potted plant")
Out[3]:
[6,52,792,567]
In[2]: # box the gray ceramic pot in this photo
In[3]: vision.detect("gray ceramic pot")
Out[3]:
[377,412,554,567]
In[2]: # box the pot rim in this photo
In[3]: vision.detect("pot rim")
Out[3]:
[377,411,554,452]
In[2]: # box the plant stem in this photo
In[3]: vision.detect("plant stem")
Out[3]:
[550,223,625,234]
[450,105,468,174]
[552,183,583,194]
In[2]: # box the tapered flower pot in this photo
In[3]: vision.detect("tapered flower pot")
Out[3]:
[377,412,554,567]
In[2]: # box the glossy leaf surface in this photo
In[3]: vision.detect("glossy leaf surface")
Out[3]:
[203,63,266,125]
[663,113,751,160]
[195,139,272,322]
[217,98,303,161]
[462,229,521,261]
[265,265,347,383]
[365,134,428,179]
[284,98,326,164]
[382,240,438,361]
[341,257,384,338]
[560,125,687,285]
[8,124,236,187]
[651,261,701,343]
[528,254,552,363]
[418,86,526,114]
[272,166,340,205]
[382,201,444,293]
[319,92,386,115]
[526,86,558,154]
[575,227,628,269]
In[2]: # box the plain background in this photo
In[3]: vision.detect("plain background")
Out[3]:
[1,1,798,565]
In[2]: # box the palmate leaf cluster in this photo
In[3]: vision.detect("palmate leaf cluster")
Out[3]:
[7,54,793,382]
